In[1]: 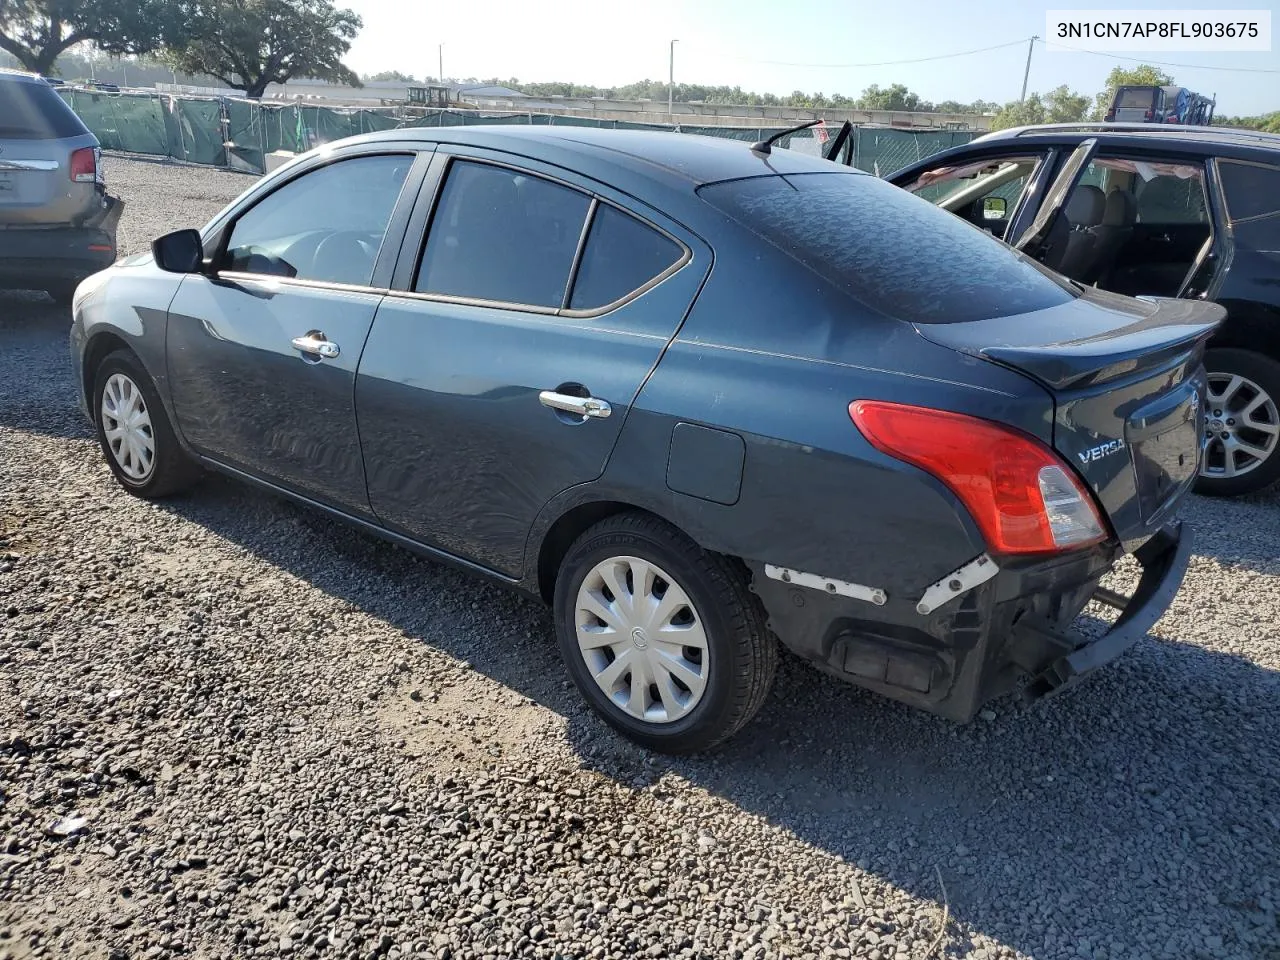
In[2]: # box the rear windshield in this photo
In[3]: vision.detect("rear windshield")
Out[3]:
[697,172,1075,324]
[1115,87,1158,108]
[0,80,89,140]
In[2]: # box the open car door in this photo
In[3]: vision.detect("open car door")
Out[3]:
[1011,138,1098,262]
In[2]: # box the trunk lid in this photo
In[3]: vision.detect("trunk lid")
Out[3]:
[914,287,1224,551]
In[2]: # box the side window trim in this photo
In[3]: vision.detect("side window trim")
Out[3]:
[210,149,428,292]
[394,150,693,318]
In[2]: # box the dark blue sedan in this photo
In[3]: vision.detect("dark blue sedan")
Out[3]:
[70,127,1221,752]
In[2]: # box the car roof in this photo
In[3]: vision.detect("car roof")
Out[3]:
[337,125,861,189]
[0,68,47,85]
[970,122,1280,161]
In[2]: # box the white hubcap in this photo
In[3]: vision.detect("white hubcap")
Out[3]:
[575,556,709,724]
[101,373,156,482]
[1202,372,1279,480]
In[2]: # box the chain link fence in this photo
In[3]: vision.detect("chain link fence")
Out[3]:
[58,89,975,178]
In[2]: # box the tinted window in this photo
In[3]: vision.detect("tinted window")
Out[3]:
[0,80,88,139]
[417,160,591,308]
[699,172,1075,324]
[1218,161,1280,221]
[224,155,411,285]
[569,204,684,310]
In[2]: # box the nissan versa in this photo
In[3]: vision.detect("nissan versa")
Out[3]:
[70,127,1220,753]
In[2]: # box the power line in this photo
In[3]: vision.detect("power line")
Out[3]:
[1038,36,1280,74]
[702,38,1032,70]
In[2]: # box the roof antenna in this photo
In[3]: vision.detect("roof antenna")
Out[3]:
[750,118,823,155]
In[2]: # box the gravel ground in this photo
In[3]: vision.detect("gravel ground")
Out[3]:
[2,153,1278,960]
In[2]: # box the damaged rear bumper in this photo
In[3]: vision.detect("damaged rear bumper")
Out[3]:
[748,520,1192,721]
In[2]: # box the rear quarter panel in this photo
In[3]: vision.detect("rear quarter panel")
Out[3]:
[528,219,1059,602]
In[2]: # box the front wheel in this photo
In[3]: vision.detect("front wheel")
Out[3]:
[1195,348,1280,497]
[553,512,777,754]
[92,349,202,499]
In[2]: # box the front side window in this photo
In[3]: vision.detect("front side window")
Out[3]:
[904,156,1040,209]
[416,160,591,308]
[223,154,412,286]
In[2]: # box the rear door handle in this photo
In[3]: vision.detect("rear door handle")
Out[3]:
[539,390,611,419]
[291,332,340,359]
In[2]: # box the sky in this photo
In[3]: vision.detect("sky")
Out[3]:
[337,0,1280,116]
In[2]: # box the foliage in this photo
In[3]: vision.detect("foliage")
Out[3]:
[164,0,361,99]
[1044,84,1090,123]
[363,69,414,83]
[0,0,170,74]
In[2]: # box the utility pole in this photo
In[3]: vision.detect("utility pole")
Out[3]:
[438,44,444,84]
[1020,36,1038,102]
[669,39,678,123]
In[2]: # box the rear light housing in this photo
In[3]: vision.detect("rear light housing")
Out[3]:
[1144,109,1154,121]
[69,147,102,184]
[1104,109,1115,121]
[849,400,1109,555]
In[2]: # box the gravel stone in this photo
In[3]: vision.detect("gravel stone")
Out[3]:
[0,153,1278,960]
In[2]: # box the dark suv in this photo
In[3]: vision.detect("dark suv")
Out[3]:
[0,68,122,304]
[847,122,1280,497]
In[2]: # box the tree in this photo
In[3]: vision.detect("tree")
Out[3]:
[1044,84,1090,123]
[857,83,934,112]
[0,0,170,75]
[1092,64,1175,119]
[363,69,414,83]
[166,0,362,99]
[990,93,1046,131]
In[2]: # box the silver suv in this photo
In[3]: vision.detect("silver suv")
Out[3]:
[0,69,123,304]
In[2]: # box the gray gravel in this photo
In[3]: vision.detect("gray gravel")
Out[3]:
[2,153,1279,960]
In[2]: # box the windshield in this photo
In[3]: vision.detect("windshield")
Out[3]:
[698,171,1076,324]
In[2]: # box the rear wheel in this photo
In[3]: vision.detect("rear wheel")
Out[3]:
[553,513,777,754]
[1196,348,1280,497]
[92,350,202,498]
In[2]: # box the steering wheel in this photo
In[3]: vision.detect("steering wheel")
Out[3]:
[311,231,377,286]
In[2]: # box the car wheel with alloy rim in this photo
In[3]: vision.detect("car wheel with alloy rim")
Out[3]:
[1195,348,1280,497]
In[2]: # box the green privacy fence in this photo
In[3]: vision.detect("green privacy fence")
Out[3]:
[58,89,975,177]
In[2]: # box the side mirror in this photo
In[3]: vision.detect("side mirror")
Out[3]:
[152,229,204,273]
[982,196,1008,221]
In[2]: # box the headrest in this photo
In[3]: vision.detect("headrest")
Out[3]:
[1102,189,1137,226]
[1066,184,1106,226]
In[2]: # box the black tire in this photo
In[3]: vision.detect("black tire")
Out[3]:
[553,512,777,754]
[1195,348,1280,498]
[91,349,202,499]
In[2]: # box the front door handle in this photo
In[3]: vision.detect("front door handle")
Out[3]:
[539,390,611,419]
[291,332,340,359]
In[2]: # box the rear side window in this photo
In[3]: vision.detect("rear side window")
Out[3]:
[417,160,591,308]
[0,80,88,139]
[1135,174,1207,224]
[1218,160,1280,221]
[569,204,685,310]
[698,172,1075,324]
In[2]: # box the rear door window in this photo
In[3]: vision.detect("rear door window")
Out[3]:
[699,171,1075,324]
[568,203,685,311]
[416,160,591,308]
[0,80,87,139]
[1217,160,1280,221]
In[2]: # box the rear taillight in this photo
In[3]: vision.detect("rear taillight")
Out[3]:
[70,147,96,183]
[1105,110,1115,121]
[848,400,1109,555]
[1144,109,1153,121]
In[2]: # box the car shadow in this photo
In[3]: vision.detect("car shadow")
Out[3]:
[148,474,1280,960]
[0,296,93,441]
